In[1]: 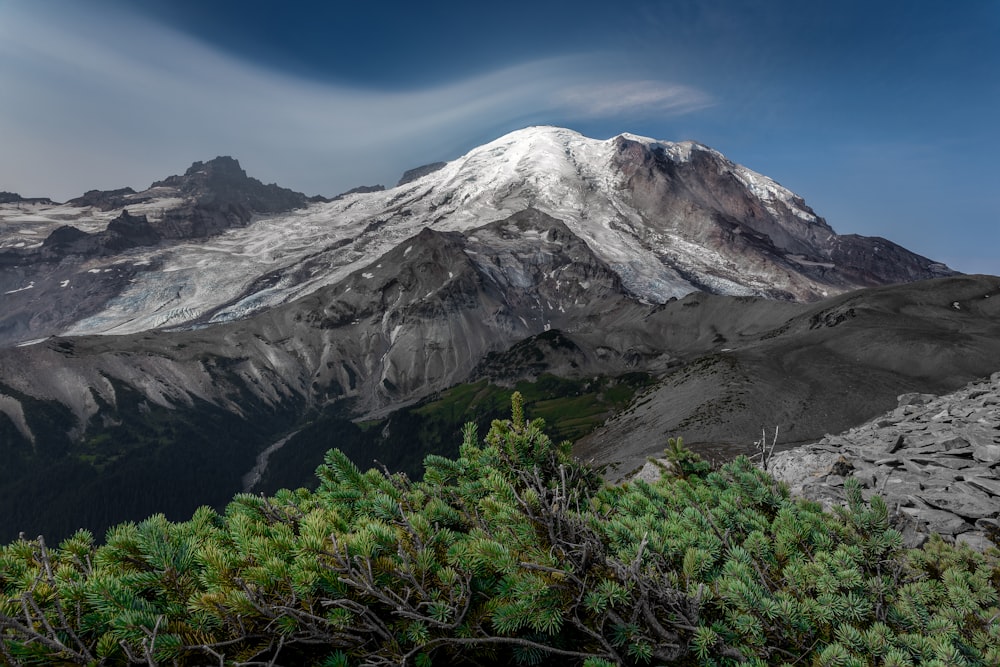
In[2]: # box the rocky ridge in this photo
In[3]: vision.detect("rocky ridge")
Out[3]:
[0,192,56,205]
[769,372,1000,550]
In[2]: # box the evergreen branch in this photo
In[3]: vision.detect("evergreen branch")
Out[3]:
[400,634,611,665]
[35,536,97,662]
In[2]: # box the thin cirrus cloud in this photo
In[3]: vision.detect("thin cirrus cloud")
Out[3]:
[552,81,713,118]
[0,4,711,200]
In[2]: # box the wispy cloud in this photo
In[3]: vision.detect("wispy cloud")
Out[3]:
[0,5,712,199]
[552,81,713,118]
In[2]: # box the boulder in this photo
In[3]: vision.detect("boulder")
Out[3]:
[897,393,937,407]
[630,458,677,484]
[898,507,970,535]
[956,532,997,551]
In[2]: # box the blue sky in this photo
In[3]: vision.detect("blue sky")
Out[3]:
[1,0,997,274]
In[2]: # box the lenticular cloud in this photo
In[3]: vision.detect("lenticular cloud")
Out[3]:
[552,80,713,118]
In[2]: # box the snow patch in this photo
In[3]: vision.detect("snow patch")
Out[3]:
[786,255,835,269]
[4,282,34,294]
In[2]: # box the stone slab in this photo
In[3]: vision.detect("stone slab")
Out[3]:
[956,532,997,550]
[899,507,970,535]
[921,491,997,519]
[973,442,1000,464]
[965,476,1000,497]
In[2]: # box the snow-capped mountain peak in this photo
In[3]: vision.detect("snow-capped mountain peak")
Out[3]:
[0,126,952,346]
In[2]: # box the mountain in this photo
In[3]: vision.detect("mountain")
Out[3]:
[0,127,952,347]
[1,126,991,542]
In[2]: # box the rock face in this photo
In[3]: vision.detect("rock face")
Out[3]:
[67,187,139,211]
[332,184,385,200]
[610,135,954,298]
[40,210,161,255]
[770,372,1000,549]
[395,161,447,186]
[148,156,306,222]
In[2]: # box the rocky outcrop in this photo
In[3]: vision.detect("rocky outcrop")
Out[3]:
[151,156,306,214]
[146,156,307,238]
[396,161,446,186]
[67,187,140,211]
[332,185,385,200]
[770,372,1000,550]
[40,225,93,251]
[829,234,954,286]
[40,210,161,256]
[0,192,56,205]
[39,157,308,252]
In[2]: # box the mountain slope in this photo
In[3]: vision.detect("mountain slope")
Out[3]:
[579,274,1000,478]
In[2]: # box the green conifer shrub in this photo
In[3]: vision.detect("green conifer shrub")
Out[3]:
[0,393,997,665]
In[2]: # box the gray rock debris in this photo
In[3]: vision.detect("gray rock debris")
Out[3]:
[770,371,1000,550]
